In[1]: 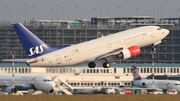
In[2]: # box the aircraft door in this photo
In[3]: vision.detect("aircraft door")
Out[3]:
[106,42,112,49]
[55,54,61,66]
[149,28,154,38]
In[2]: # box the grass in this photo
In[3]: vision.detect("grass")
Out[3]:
[0,94,179,101]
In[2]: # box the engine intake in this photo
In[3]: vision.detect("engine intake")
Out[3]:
[49,89,54,94]
[133,81,147,88]
[4,86,17,94]
[117,46,140,59]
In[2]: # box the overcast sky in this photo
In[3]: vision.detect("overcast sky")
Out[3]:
[0,0,180,22]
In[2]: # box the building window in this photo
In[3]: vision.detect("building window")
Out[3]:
[164,68,166,73]
[174,68,176,73]
[123,68,126,73]
[144,68,146,73]
[147,68,149,73]
[157,68,159,73]
[170,68,173,73]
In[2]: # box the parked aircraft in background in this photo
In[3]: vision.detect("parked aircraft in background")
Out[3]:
[131,66,180,93]
[3,23,169,68]
[0,74,55,94]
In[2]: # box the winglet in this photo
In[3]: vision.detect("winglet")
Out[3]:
[13,23,57,59]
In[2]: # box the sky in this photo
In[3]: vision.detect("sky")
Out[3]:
[0,0,180,23]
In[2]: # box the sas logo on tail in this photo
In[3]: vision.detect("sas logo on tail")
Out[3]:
[28,44,48,56]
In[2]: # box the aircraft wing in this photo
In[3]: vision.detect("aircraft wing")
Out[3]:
[0,81,9,88]
[95,47,123,60]
[2,59,28,62]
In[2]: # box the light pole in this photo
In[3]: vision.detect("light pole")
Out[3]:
[153,8,155,18]
[92,8,96,17]
[177,9,180,17]
[126,8,128,24]
[161,7,163,17]
[61,7,64,20]
[35,7,38,20]
[170,8,172,18]
[24,4,26,24]
[107,7,109,17]
[100,5,102,17]
[118,7,121,31]
[10,8,12,23]
[57,5,60,21]
[136,8,138,16]
[126,8,128,17]
[27,7,29,23]
[32,6,34,20]
[51,7,53,21]
[4,6,6,24]
[76,6,78,20]
[118,7,121,17]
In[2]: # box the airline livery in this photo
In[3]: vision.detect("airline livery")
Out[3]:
[3,23,169,68]
[0,74,55,94]
[131,66,180,93]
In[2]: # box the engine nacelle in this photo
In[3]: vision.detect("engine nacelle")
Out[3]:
[49,89,54,94]
[133,81,146,88]
[117,46,140,59]
[4,86,17,94]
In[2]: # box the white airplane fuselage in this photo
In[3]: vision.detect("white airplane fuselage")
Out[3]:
[25,26,169,67]
[0,74,55,92]
[133,79,180,92]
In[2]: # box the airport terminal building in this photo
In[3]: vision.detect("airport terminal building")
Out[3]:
[0,16,180,64]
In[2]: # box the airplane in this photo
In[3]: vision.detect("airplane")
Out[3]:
[0,74,55,94]
[131,66,180,93]
[3,23,169,68]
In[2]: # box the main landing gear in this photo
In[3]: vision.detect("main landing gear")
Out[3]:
[88,58,111,68]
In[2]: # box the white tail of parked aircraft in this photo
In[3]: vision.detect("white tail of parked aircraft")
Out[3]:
[3,23,169,68]
[131,66,180,93]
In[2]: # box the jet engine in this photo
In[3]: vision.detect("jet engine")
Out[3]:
[4,86,17,94]
[117,46,140,59]
[133,81,147,88]
[48,89,54,94]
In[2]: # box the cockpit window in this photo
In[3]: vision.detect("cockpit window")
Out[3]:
[157,27,162,30]
[43,79,53,82]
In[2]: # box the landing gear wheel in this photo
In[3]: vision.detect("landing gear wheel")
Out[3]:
[103,62,111,68]
[88,62,96,68]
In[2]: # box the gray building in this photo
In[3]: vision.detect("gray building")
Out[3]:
[0,16,180,64]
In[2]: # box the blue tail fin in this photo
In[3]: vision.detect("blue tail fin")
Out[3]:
[13,23,58,59]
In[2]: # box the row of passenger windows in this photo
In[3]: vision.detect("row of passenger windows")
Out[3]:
[124,67,180,73]
[124,33,147,41]
[60,82,131,87]
[64,39,123,58]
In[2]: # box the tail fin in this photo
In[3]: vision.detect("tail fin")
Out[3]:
[13,23,57,59]
[131,66,141,80]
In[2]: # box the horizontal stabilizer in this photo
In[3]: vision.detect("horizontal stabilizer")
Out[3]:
[2,59,28,62]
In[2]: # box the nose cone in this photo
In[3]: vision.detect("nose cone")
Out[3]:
[163,28,169,36]
[50,82,55,89]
